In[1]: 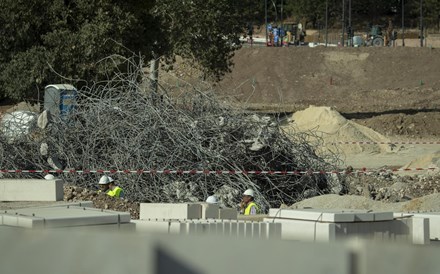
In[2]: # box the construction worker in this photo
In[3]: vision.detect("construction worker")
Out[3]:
[240,189,259,215]
[206,195,218,204]
[98,175,124,198]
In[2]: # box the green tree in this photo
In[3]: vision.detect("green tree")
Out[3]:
[0,0,249,101]
[153,0,246,80]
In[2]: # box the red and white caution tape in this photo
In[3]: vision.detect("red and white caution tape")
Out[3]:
[0,167,438,175]
[331,141,440,145]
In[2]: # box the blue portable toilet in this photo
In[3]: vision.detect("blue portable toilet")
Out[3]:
[44,84,77,120]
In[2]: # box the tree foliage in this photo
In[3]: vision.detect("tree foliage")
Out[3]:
[0,0,249,101]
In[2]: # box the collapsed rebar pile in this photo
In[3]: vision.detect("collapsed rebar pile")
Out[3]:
[0,56,339,211]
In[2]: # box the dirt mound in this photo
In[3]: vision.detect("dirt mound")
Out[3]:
[402,151,440,170]
[352,112,440,140]
[281,106,392,155]
[218,47,440,113]
[291,193,440,212]
[64,185,140,219]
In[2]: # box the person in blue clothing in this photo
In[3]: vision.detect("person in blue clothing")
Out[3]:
[273,26,279,47]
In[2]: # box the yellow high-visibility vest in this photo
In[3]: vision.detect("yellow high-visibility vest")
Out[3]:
[107,186,124,198]
[244,202,259,215]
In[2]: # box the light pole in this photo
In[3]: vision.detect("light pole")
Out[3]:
[265,0,268,45]
[348,0,352,46]
[402,0,405,47]
[420,0,424,47]
[341,0,345,47]
[325,0,329,47]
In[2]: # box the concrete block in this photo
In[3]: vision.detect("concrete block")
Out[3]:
[208,222,218,234]
[373,212,394,221]
[168,221,182,234]
[1,214,45,229]
[412,217,430,245]
[3,207,130,228]
[52,222,136,232]
[140,203,202,220]
[47,201,94,208]
[132,220,170,234]
[251,223,260,238]
[218,208,237,220]
[230,221,238,237]
[197,203,219,219]
[265,218,336,241]
[266,222,282,239]
[223,222,231,236]
[269,208,393,223]
[0,179,63,201]
[259,222,267,239]
[238,222,245,237]
[408,212,440,240]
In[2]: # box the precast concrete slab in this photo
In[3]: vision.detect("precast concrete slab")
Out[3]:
[0,179,63,201]
[218,208,237,220]
[140,203,202,220]
[403,212,440,240]
[132,220,171,234]
[1,206,130,228]
[51,222,136,232]
[264,217,336,241]
[268,208,393,223]
[411,217,430,245]
[196,203,219,219]
[45,201,94,208]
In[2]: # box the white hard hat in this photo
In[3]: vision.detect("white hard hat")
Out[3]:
[108,176,115,183]
[99,175,110,185]
[206,195,218,204]
[44,174,55,180]
[243,189,254,197]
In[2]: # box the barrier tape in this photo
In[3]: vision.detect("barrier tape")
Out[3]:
[331,141,440,145]
[0,167,438,175]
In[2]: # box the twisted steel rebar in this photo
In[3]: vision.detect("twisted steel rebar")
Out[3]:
[0,55,341,211]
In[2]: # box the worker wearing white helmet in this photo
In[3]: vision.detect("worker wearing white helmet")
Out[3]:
[98,175,124,198]
[240,189,259,215]
[205,195,218,204]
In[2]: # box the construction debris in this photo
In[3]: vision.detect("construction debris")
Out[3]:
[0,56,339,211]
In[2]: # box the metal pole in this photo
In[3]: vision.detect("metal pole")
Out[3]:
[341,0,345,47]
[265,0,268,45]
[420,0,423,46]
[349,0,352,46]
[325,0,329,47]
[281,0,283,45]
[402,0,405,47]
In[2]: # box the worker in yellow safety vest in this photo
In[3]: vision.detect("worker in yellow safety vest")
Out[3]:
[240,189,259,215]
[98,175,124,198]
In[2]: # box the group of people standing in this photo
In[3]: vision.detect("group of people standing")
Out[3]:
[267,24,291,47]
[96,175,259,215]
[205,188,259,216]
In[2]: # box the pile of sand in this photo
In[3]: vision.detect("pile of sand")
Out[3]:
[290,193,440,212]
[402,151,440,170]
[281,106,393,155]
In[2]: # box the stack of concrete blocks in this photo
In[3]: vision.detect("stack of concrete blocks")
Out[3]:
[134,203,280,238]
[0,206,134,232]
[0,178,63,201]
[395,212,440,242]
[139,203,238,220]
[133,219,281,239]
[266,208,430,245]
